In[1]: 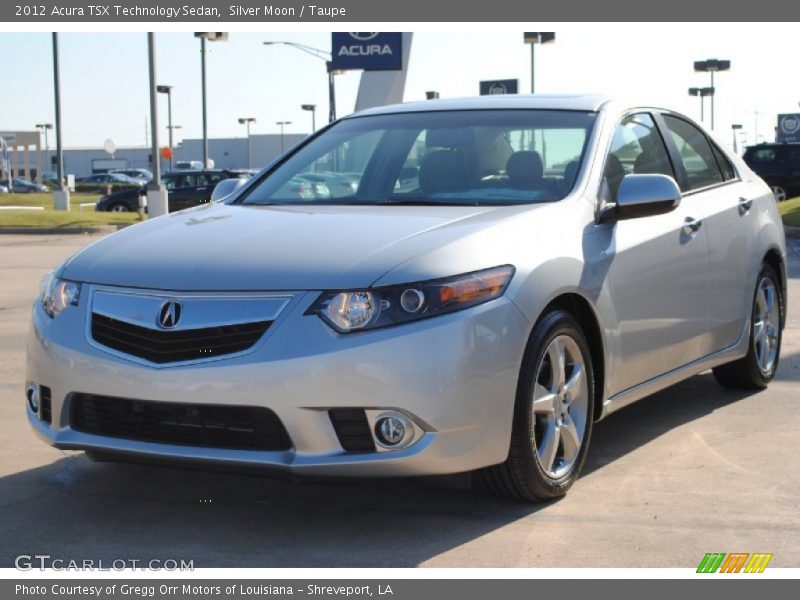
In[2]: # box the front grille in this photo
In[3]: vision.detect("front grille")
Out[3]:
[329,409,375,452]
[40,386,52,424]
[91,313,271,364]
[71,394,291,451]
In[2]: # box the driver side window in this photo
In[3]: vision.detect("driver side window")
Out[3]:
[603,113,675,203]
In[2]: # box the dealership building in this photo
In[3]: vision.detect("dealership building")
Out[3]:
[0,132,309,181]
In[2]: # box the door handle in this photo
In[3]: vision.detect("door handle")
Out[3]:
[683,217,703,234]
[738,197,753,213]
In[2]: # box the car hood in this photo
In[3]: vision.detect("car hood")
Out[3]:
[62,202,531,290]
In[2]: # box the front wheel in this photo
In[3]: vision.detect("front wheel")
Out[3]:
[713,262,783,389]
[477,309,594,502]
[109,202,130,213]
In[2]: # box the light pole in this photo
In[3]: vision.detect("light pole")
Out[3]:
[694,59,730,130]
[51,33,68,210]
[688,87,714,122]
[301,104,316,132]
[156,85,174,170]
[523,32,555,94]
[35,123,53,181]
[238,117,256,168]
[731,124,743,154]
[146,33,168,218]
[195,33,228,169]
[264,41,342,123]
[276,121,291,153]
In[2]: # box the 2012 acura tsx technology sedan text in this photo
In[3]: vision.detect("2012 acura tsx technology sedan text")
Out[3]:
[26,95,787,502]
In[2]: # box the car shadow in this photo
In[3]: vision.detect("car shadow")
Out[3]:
[3,360,794,568]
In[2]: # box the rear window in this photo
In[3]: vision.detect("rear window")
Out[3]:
[239,110,597,206]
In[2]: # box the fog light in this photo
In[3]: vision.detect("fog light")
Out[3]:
[375,414,409,447]
[27,384,40,413]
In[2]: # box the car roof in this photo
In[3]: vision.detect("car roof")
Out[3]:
[348,94,616,118]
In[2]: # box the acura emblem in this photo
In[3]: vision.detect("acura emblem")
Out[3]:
[157,300,182,329]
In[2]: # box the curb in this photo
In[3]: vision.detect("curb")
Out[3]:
[0,224,130,235]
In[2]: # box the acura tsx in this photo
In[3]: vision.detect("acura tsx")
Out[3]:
[26,95,787,502]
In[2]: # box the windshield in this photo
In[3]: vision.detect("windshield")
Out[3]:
[239,109,596,206]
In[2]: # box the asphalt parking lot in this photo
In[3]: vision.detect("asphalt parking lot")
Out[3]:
[0,232,798,568]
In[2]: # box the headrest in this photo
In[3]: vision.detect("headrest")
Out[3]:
[506,151,544,184]
[419,150,468,193]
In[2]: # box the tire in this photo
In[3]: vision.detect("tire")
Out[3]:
[27,187,37,194]
[109,202,130,213]
[768,182,788,202]
[476,309,595,502]
[713,262,783,389]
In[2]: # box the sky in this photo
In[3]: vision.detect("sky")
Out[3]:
[0,25,797,152]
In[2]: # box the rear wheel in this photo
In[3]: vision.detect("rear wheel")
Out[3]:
[713,262,782,389]
[477,309,594,502]
[109,202,130,213]
[770,184,788,202]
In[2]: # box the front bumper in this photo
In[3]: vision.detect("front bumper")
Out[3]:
[26,285,531,477]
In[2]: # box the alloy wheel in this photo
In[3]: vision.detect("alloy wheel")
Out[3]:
[771,185,787,202]
[531,335,589,479]
[754,276,780,376]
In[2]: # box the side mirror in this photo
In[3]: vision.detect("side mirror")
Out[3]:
[615,173,681,219]
[210,177,247,202]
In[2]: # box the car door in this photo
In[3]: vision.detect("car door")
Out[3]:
[658,113,758,353]
[168,174,197,212]
[199,172,223,204]
[601,113,711,396]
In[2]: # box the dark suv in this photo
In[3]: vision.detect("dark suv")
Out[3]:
[743,143,800,202]
[95,170,249,212]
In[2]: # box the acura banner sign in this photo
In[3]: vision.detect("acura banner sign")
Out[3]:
[330,32,403,71]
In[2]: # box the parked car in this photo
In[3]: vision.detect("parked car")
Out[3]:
[0,184,8,194]
[173,160,205,171]
[27,95,786,502]
[75,173,139,193]
[0,178,48,193]
[742,143,800,202]
[109,168,153,182]
[41,171,59,186]
[95,170,247,212]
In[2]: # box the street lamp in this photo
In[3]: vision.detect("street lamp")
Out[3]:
[731,123,743,154]
[35,123,53,181]
[694,59,730,130]
[301,104,317,133]
[688,87,714,122]
[238,117,256,168]
[276,121,292,153]
[195,32,229,169]
[51,33,68,210]
[523,32,555,94]
[146,33,168,218]
[156,85,174,170]
[264,41,342,123]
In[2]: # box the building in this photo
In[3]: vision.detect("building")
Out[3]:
[0,132,309,181]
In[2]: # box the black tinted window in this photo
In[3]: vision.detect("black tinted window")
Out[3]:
[662,115,724,191]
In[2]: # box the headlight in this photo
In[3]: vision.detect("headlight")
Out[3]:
[39,271,81,318]
[307,265,514,333]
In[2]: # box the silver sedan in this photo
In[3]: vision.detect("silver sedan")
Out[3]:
[26,95,787,502]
